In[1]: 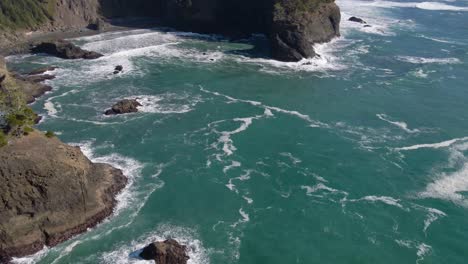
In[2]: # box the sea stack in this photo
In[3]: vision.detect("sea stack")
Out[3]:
[270,0,341,61]
[139,239,190,264]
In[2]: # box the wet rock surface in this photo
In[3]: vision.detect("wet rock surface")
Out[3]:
[31,40,103,60]
[105,99,142,115]
[139,239,189,264]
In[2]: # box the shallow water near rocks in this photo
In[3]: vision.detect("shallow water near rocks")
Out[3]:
[6,0,468,263]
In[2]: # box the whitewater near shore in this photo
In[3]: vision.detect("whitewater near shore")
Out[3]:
[5,0,468,263]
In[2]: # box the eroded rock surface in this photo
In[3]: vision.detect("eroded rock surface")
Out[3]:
[0,132,127,262]
[31,40,103,60]
[140,239,189,264]
[105,99,142,115]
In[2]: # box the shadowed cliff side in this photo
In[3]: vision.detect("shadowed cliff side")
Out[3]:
[0,0,340,62]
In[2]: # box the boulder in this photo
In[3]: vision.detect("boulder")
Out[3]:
[270,1,341,62]
[113,65,123,74]
[31,40,103,60]
[0,132,127,262]
[349,16,367,24]
[139,239,189,264]
[20,74,56,83]
[105,99,142,115]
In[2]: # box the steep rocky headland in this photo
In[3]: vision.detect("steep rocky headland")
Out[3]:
[0,57,127,262]
[0,0,340,61]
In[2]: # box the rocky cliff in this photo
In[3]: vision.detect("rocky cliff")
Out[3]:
[0,0,340,61]
[0,131,127,262]
[0,58,127,262]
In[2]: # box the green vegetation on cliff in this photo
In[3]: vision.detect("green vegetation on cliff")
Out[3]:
[0,0,56,30]
[0,66,37,143]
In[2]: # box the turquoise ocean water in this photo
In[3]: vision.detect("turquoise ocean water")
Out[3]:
[6,0,468,263]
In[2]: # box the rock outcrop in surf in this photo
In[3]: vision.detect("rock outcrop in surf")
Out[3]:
[31,40,103,60]
[105,99,141,115]
[139,239,189,264]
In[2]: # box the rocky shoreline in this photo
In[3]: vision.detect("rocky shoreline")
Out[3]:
[0,56,128,262]
[0,132,127,261]
[0,1,341,62]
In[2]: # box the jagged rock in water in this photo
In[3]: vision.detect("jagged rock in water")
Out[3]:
[0,131,127,262]
[113,65,123,74]
[27,66,57,75]
[139,239,189,264]
[105,99,142,115]
[31,40,103,60]
[349,16,367,24]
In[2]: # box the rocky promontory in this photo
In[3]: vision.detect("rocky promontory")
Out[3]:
[0,132,127,262]
[0,56,127,262]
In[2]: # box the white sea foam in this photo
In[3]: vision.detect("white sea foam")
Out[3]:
[44,101,58,117]
[243,196,254,204]
[397,56,461,64]
[411,69,429,78]
[76,142,144,215]
[10,247,50,264]
[279,152,302,164]
[377,114,420,133]
[423,207,446,234]
[99,225,209,264]
[419,163,468,207]
[127,93,202,114]
[416,243,432,264]
[396,137,468,151]
[395,240,432,262]
[301,184,340,195]
[223,160,242,174]
[418,34,459,44]
[360,1,468,11]
[236,38,347,74]
[349,195,404,209]
[231,208,250,228]
[200,86,327,128]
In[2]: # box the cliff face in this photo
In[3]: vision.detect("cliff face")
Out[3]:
[0,57,127,262]
[0,0,340,61]
[271,0,341,61]
[0,132,127,261]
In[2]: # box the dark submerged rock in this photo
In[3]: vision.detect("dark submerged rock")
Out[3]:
[349,16,367,24]
[105,99,142,115]
[113,65,123,74]
[31,40,103,60]
[27,66,57,75]
[139,239,189,264]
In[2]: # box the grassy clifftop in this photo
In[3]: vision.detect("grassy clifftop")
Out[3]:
[0,0,56,30]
